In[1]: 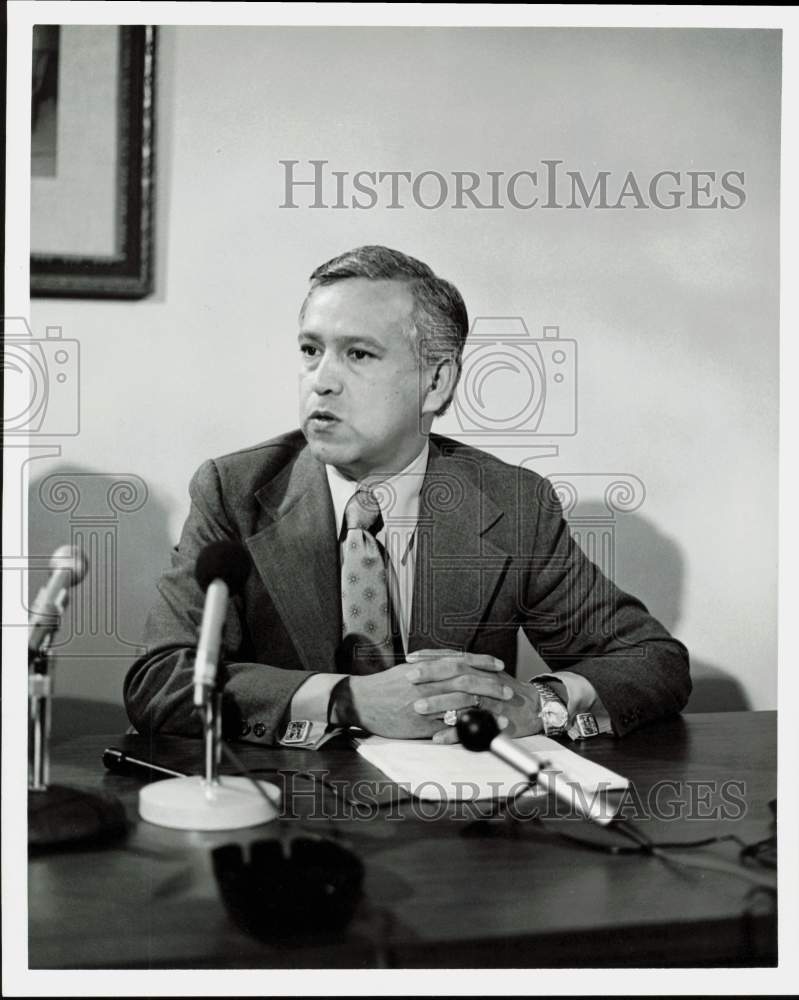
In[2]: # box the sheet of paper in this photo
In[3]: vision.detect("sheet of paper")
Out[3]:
[355,734,629,803]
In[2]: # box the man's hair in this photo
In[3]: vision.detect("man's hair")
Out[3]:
[302,245,469,416]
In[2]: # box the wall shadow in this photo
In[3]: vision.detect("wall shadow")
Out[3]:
[572,501,749,713]
[27,463,173,737]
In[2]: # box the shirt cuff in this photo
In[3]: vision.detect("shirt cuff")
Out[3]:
[289,672,348,727]
[532,670,614,739]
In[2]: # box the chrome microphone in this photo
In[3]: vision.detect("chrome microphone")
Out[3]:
[138,541,278,832]
[192,541,251,707]
[28,545,89,659]
[457,709,543,775]
[27,544,127,851]
[457,709,621,826]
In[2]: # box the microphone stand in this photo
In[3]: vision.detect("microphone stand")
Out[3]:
[203,691,223,786]
[28,576,66,791]
[137,670,280,831]
[29,647,53,792]
[28,643,127,851]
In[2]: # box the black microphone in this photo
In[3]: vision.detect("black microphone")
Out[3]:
[457,709,621,826]
[102,747,186,781]
[28,545,89,658]
[457,709,544,778]
[193,541,251,707]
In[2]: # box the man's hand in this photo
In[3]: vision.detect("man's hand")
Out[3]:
[406,649,543,744]
[346,651,513,739]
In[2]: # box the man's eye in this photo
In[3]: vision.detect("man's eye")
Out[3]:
[350,349,374,361]
[300,344,318,357]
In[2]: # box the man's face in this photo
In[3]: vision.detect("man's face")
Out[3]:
[298,278,428,480]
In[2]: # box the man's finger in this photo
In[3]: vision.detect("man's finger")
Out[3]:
[461,652,504,671]
[404,657,464,683]
[412,692,509,716]
[415,673,513,701]
[405,653,504,683]
[407,649,504,670]
[406,648,461,661]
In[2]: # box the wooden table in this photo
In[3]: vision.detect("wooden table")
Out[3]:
[28,711,777,968]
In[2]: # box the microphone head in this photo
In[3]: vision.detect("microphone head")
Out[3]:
[195,541,251,594]
[51,545,89,586]
[456,708,500,751]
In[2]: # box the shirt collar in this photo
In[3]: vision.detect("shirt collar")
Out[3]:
[325,441,430,539]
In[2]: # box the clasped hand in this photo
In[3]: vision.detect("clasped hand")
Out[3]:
[348,648,542,744]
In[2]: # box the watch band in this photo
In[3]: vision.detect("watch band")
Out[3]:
[532,680,569,737]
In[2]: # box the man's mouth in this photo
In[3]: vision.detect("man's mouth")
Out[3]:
[308,410,341,424]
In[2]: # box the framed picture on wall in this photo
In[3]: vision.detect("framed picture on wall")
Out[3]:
[30,25,156,299]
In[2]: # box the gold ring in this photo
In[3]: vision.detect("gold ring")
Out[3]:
[443,709,458,726]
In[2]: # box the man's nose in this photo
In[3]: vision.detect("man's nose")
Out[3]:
[311,352,344,395]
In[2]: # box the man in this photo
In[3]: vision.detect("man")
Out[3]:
[124,246,690,747]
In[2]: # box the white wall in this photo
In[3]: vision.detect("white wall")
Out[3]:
[28,26,779,712]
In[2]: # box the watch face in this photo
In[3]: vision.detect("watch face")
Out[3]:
[541,702,569,729]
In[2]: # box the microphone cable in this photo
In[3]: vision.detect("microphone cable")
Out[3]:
[509,795,778,893]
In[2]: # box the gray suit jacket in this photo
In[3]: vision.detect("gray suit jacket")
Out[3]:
[124,430,690,743]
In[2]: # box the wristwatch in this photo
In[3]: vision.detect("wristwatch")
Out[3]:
[532,680,569,737]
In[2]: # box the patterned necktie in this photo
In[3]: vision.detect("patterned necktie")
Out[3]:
[340,487,398,674]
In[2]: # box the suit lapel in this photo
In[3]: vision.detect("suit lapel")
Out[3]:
[409,437,510,654]
[244,436,510,670]
[246,445,341,674]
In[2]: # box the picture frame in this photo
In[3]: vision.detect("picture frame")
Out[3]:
[30,25,156,299]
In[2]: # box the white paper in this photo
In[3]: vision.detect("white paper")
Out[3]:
[356,734,630,803]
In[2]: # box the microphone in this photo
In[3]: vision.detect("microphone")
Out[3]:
[27,546,127,850]
[457,709,622,826]
[102,747,186,781]
[139,542,279,832]
[28,545,89,659]
[192,541,251,707]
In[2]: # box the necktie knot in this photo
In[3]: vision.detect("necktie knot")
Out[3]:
[344,488,383,535]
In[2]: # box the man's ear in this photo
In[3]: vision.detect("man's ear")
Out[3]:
[421,358,458,417]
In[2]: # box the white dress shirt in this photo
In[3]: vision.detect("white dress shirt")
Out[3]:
[288,442,612,738]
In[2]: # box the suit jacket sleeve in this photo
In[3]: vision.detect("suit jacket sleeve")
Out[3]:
[521,481,691,736]
[123,459,309,744]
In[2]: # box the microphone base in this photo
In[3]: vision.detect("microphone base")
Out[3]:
[138,775,280,831]
[28,784,127,851]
